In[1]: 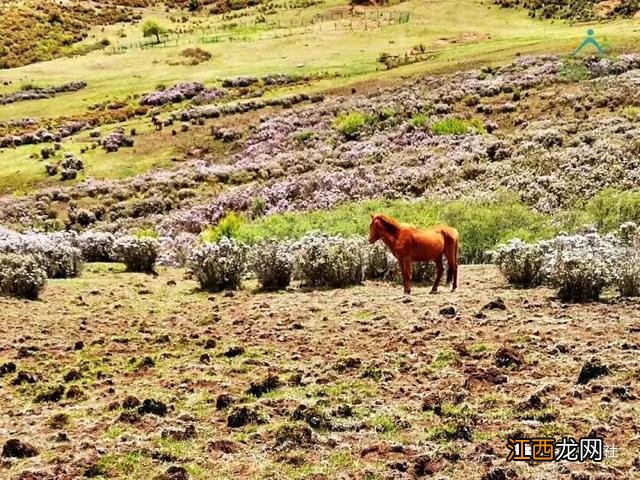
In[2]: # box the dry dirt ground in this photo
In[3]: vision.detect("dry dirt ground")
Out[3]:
[0,265,638,479]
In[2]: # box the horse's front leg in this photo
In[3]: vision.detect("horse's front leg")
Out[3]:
[402,259,412,295]
[430,255,444,294]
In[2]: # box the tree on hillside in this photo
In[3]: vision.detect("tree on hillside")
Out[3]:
[142,19,167,44]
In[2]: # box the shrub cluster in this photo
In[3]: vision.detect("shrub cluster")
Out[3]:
[250,240,294,290]
[494,231,631,301]
[292,233,366,288]
[0,253,47,300]
[140,82,205,106]
[0,229,83,279]
[113,236,158,273]
[78,231,115,262]
[0,81,86,105]
[493,239,550,287]
[188,237,247,291]
[102,128,134,153]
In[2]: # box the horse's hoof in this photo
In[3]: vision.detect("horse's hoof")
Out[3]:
[451,287,457,292]
[429,290,438,295]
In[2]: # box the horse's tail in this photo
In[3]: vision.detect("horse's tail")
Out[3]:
[440,226,459,287]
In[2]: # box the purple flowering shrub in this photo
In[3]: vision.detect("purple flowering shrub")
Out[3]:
[140,82,205,106]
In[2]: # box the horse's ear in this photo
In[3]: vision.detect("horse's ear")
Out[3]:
[370,213,375,219]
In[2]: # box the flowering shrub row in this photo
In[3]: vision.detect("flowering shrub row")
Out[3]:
[0,81,86,105]
[140,82,205,106]
[0,228,82,279]
[186,233,437,292]
[493,227,638,301]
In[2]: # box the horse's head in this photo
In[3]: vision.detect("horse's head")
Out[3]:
[369,214,382,243]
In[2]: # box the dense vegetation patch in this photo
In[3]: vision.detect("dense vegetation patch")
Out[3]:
[221,197,559,263]
[0,0,140,68]
[493,0,640,21]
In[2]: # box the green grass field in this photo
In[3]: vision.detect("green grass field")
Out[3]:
[2,0,639,122]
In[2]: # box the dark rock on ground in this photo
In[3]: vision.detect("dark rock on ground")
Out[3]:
[577,359,609,384]
[215,393,234,410]
[333,356,362,372]
[481,467,519,480]
[495,347,524,369]
[483,298,506,310]
[247,374,280,397]
[154,466,189,480]
[439,305,457,317]
[291,404,332,430]
[224,345,245,357]
[35,384,65,403]
[2,439,38,458]
[161,425,196,441]
[122,395,141,409]
[0,362,16,376]
[12,371,38,385]
[208,439,240,454]
[413,454,447,476]
[118,411,142,423]
[63,369,82,382]
[227,406,265,428]
[138,398,168,416]
[464,366,508,386]
[274,422,313,446]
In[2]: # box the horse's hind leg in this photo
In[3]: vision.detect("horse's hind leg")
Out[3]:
[402,259,412,295]
[430,255,444,294]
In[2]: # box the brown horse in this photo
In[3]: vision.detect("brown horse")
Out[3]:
[369,213,459,295]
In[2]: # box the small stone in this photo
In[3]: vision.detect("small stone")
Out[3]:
[439,305,457,317]
[483,298,506,310]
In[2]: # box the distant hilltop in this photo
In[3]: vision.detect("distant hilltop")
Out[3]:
[493,0,640,22]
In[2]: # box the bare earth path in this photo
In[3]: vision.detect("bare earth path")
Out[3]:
[0,265,638,479]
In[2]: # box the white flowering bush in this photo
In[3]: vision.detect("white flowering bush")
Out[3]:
[293,233,365,288]
[619,221,638,245]
[543,233,622,302]
[188,237,247,291]
[617,258,640,297]
[615,226,640,297]
[250,240,293,290]
[494,233,624,301]
[492,239,551,287]
[156,233,198,268]
[0,229,82,278]
[78,231,115,262]
[365,242,397,280]
[113,236,158,273]
[0,253,47,300]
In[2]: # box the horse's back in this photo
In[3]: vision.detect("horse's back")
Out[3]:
[431,224,459,241]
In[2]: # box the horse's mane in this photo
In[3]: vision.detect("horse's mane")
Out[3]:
[374,213,402,233]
